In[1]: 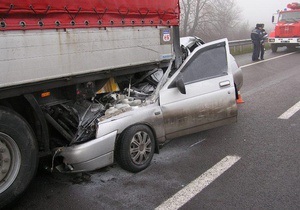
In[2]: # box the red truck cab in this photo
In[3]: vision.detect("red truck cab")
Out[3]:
[268,2,300,52]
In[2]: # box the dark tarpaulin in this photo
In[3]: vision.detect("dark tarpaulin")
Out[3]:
[0,0,180,30]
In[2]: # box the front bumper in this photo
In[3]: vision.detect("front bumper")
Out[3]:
[268,37,300,44]
[55,131,117,173]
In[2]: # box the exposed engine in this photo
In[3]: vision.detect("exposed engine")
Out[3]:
[43,69,163,146]
[43,100,104,144]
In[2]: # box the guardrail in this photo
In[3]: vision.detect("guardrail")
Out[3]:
[228,39,253,54]
[229,39,252,46]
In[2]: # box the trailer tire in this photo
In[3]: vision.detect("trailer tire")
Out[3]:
[0,107,38,208]
[116,125,155,173]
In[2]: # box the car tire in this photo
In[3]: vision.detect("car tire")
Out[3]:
[116,125,155,173]
[0,107,38,208]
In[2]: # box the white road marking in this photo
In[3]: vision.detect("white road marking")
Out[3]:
[155,155,241,210]
[278,101,300,119]
[240,52,297,69]
[189,139,206,148]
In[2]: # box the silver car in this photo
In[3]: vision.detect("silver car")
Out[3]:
[56,38,243,173]
[180,36,243,92]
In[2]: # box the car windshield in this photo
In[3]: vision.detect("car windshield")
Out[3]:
[279,11,300,22]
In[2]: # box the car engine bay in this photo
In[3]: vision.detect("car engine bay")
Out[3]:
[42,68,165,148]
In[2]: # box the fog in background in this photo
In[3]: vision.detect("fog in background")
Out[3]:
[179,0,296,41]
[237,0,293,31]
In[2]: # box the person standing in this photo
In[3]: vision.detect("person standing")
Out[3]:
[251,24,263,61]
[259,25,268,60]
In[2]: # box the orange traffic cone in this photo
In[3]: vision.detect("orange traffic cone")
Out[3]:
[236,91,244,104]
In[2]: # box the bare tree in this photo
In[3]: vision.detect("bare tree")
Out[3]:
[180,0,249,41]
[206,0,242,40]
[180,0,212,37]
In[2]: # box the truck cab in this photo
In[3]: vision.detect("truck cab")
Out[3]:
[268,2,300,52]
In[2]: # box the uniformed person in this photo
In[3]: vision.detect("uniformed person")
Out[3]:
[259,25,268,60]
[251,24,263,61]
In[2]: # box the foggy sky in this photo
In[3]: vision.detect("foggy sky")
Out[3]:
[237,0,294,30]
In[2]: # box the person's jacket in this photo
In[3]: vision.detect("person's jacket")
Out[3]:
[251,28,261,42]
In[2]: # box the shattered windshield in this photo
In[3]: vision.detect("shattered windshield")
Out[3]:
[279,11,300,22]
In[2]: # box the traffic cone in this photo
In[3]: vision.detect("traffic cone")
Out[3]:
[236,91,244,104]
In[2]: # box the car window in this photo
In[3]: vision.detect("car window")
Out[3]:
[181,43,228,84]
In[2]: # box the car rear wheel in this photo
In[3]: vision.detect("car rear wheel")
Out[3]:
[0,107,38,208]
[116,125,155,173]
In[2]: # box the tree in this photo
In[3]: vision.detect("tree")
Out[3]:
[180,0,250,41]
[180,0,212,37]
[206,0,242,40]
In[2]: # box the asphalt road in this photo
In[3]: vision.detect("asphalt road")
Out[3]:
[9,47,300,210]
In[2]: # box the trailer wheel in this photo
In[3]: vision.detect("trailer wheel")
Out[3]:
[271,44,278,53]
[116,125,155,173]
[0,107,38,208]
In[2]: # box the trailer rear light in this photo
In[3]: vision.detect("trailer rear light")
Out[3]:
[41,92,51,98]
[268,39,275,43]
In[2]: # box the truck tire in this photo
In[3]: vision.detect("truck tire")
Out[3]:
[287,45,296,52]
[271,44,278,53]
[116,125,155,173]
[0,107,38,208]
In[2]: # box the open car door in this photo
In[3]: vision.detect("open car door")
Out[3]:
[159,39,237,140]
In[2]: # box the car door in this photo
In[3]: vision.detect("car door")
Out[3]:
[159,39,237,140]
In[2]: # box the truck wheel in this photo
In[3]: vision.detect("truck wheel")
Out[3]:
[0,107,38,208]
[116,125,155,173]
[271,44,278,53]
[287,46,296,52]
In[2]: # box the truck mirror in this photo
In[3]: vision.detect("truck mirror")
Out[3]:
[272,16,275,23]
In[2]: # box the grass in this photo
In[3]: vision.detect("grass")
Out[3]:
[230,43,270,55]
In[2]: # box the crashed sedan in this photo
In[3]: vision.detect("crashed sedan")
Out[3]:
[180,36,243,92]
[50,38,243,173]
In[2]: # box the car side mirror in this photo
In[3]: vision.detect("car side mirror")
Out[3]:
[176,78,186,94]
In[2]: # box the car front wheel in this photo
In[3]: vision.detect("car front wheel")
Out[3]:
[116,125,155,173]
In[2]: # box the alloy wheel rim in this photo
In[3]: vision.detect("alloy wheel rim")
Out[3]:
[130,131,152,165]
